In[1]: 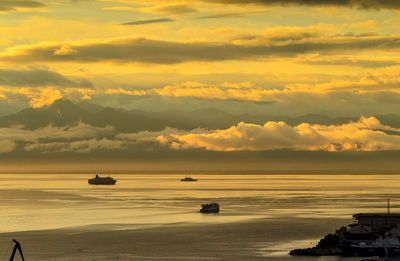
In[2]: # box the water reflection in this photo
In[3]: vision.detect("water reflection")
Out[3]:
[0,174,398,232]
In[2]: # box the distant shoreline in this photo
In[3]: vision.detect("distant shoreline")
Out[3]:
[1,170,400,175]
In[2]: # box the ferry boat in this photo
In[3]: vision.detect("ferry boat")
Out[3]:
[200,203,219,213]
[88,175,116,185]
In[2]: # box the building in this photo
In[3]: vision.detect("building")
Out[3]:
[353,213,400,231]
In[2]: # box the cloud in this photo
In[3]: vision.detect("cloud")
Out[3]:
[196,10,266,19]
[25,138,125,153]
[103,0,400,10]
[302,56,399,68]
[151,82,277,101]
[0,122,115,142]
[157,117,400,152]
[104,3,197,15]
[3,116,400,154]
[116,130,165,143]
[0,86,98,108]
[200,0,400,10]
[121,18,174,26]
[0,68,94,108]
[104,73,400,103]
[0,122,173,153]
[104,81,290,103]
[55,86,400,118]
[137,4,197,15]
[0,140,16,153]
[0,0,45,12]
[116,127,208,143]
[0,68,93,88]
[0,122,117,153]
[2,32,400,64]
[197,12,246,19]
[103,6,136,11]
[286,73,400,93]
[18,87,64,108]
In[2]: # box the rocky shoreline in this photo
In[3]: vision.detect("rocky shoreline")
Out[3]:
[290,232,344,256]
[290,213,400,258]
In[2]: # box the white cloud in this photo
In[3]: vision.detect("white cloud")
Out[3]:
[25,138,125,153]
[116,127,208,142]
[157,117,400,152]
[1,117,400,154]
[0,122,115,142]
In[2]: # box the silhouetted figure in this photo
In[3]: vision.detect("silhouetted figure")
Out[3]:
[10,239,25,261]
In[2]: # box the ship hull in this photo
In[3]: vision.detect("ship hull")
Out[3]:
[88,180,116,185]
[200,209,219,213]
[88,177,117,185]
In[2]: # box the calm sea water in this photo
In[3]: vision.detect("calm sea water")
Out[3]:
[0,174,398,232]
[1,174,400,260]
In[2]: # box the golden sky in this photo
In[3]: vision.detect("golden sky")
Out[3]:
[2,0,400,167]
[0,0,399,108]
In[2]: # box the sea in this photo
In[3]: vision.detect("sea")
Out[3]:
[0,174,399,260]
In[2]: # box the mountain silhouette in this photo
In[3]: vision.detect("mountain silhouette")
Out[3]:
[0,99,169,132]
[0,99,399,132]
[0,99,91,129]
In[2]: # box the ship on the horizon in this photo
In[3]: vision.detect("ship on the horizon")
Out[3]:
[88,175,117,185]
[181,176,197,182]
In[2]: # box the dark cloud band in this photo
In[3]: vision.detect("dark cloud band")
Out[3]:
[202,0,400,9]
[0,68,93,88]
[0,0,45,12]
[121,18,174,26]
[2,34,400,64]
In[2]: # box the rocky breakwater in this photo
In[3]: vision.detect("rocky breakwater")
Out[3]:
[290,213,400,257]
